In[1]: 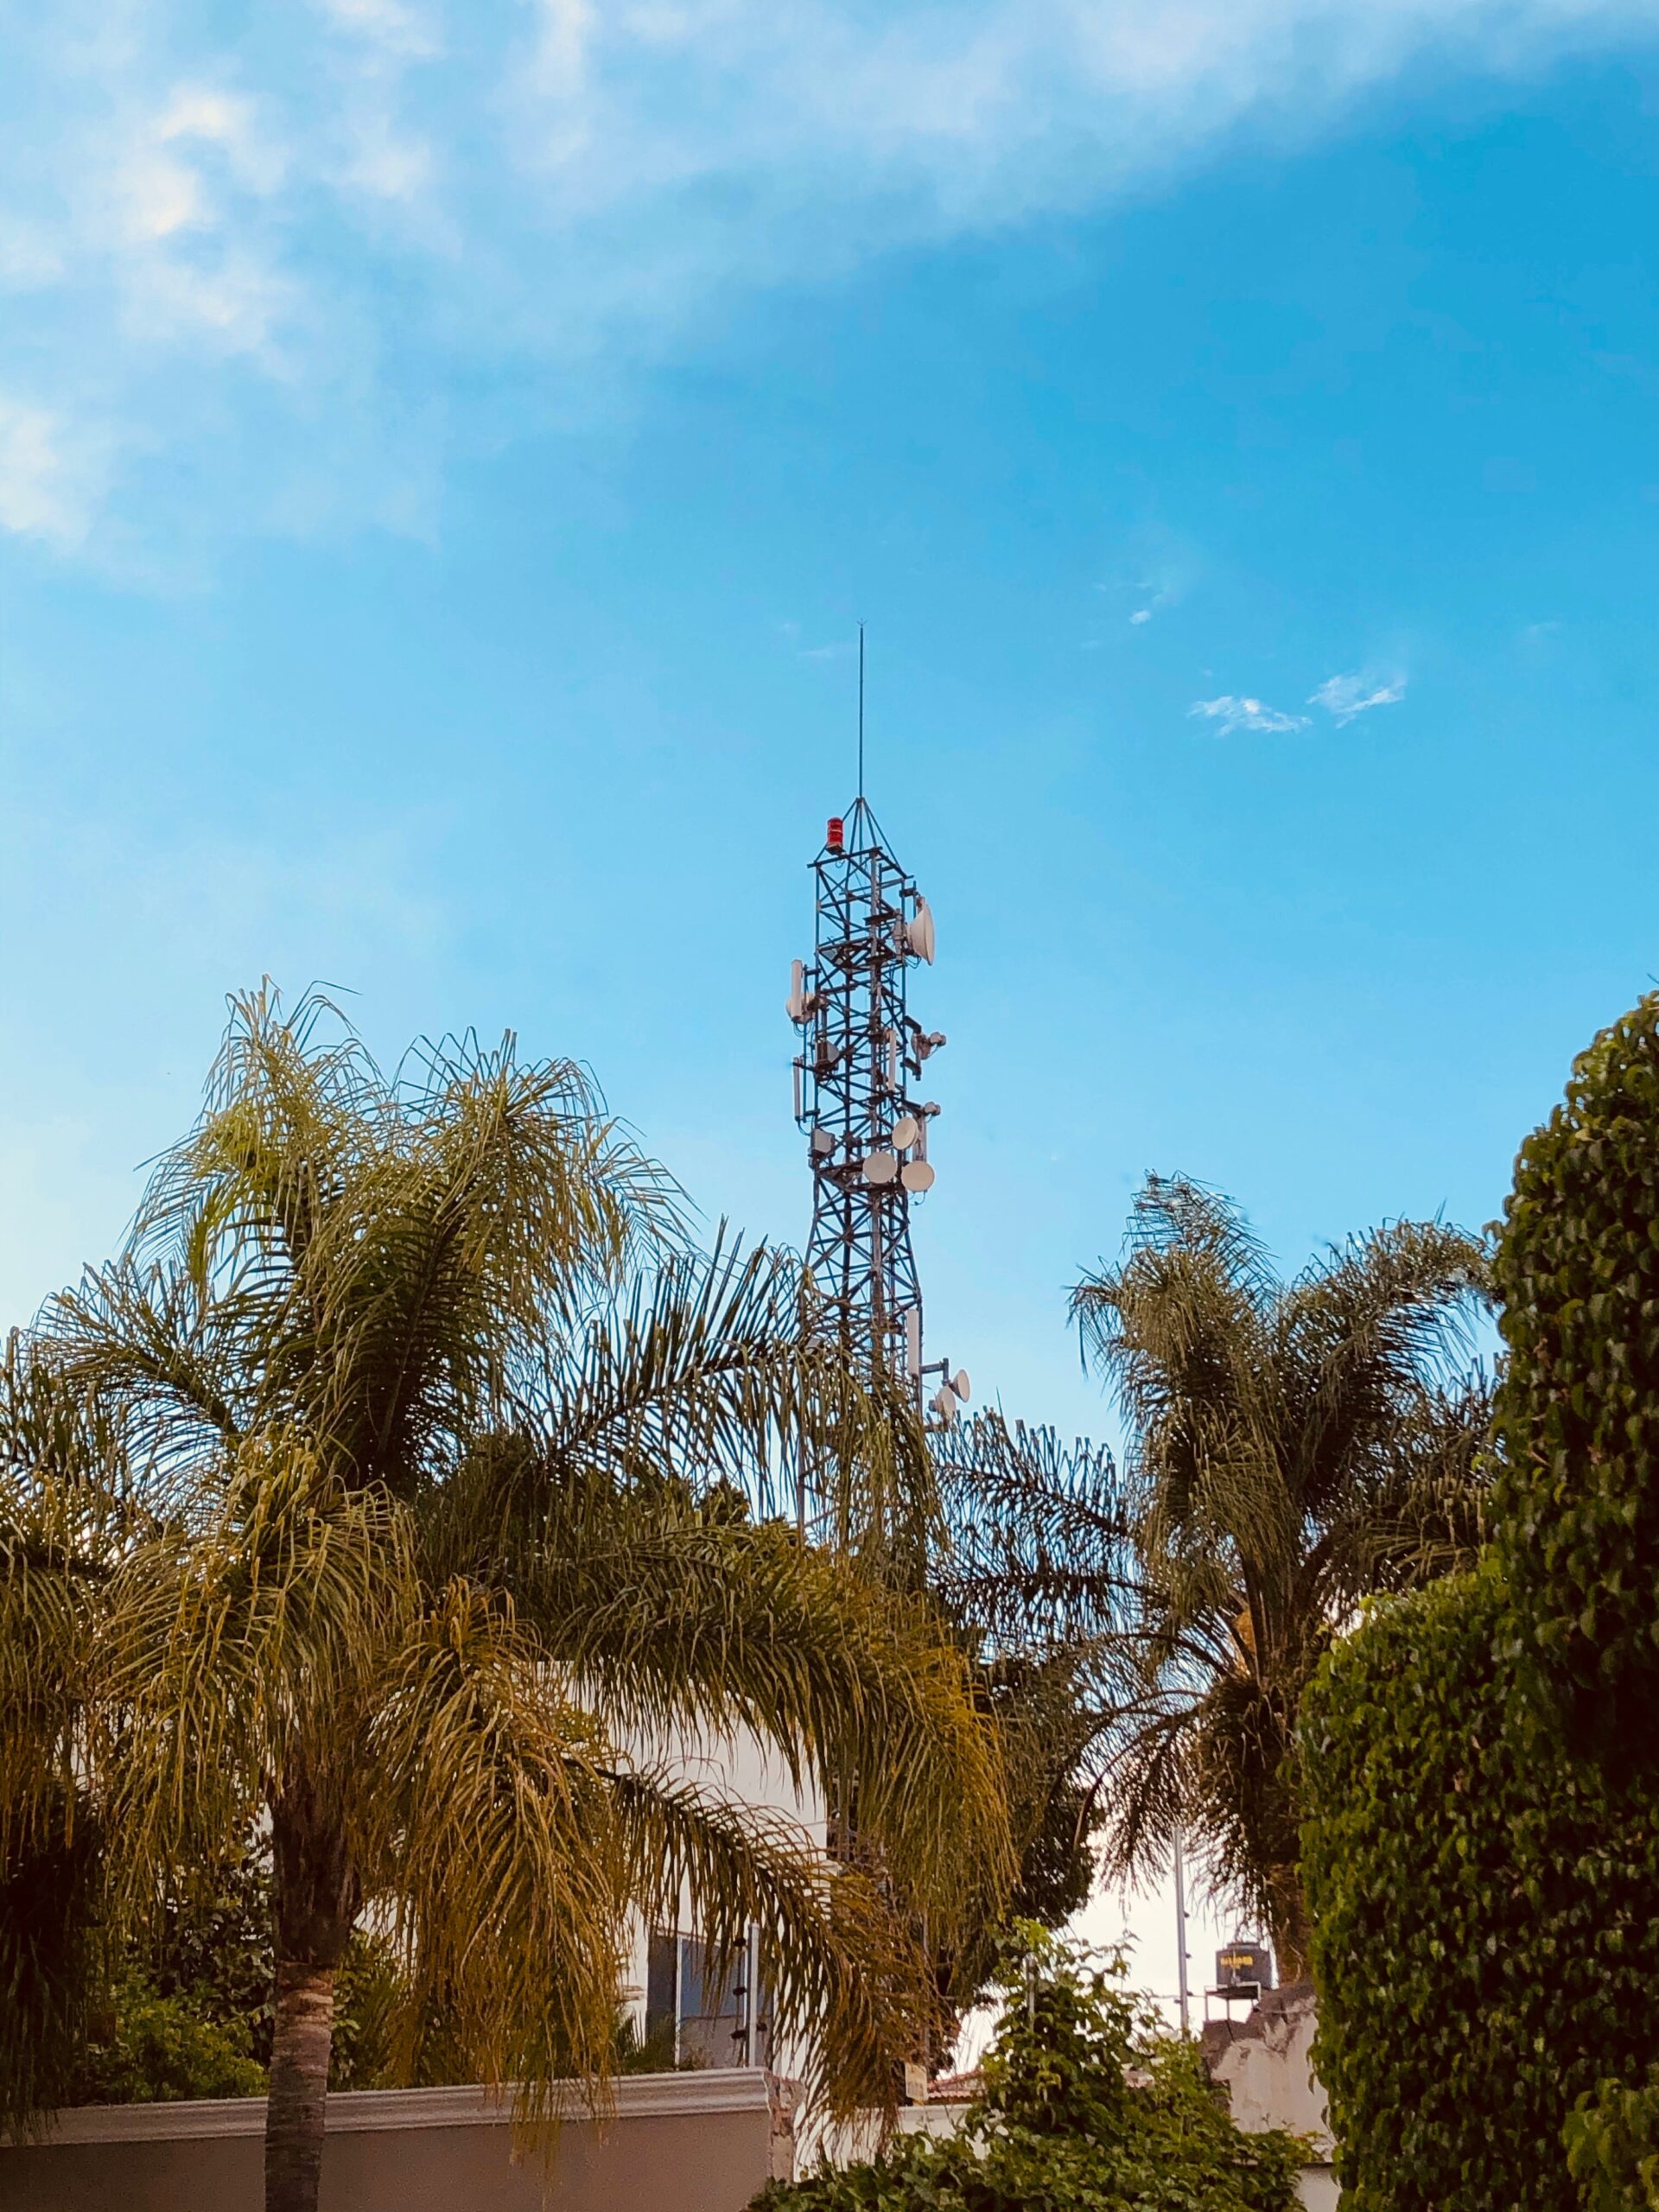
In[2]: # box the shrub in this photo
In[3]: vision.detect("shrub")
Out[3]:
[1491,990,1659,1750]
[327,1932,408,2091]
[70,1970,265,2103]
[1301,1570,1659,2212]
[1566,2070,1659,2211]
[61,1849,408,2103]
[751,1929,1305,2212]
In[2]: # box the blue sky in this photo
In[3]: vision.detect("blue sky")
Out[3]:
[6,0,1659,1974]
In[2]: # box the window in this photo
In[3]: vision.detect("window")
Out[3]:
[645,1930,679,2055]
[642,1929,770,2069]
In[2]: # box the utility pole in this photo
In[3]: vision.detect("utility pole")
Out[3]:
[1173,1829,1191,2037]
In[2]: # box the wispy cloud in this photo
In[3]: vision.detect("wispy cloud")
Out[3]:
[1189,694,1310,735]
[1307,671,1407,723]
[7,0,1659,562]
[0,396,108,550]
[1123,578,1180,626]
[313,0,441,60]
[1099,524,1201,628]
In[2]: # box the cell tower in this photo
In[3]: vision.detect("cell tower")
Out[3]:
[786,650,969,1429]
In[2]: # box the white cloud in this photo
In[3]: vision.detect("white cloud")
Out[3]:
[160,89,288,194]
[311,0,441,55]
[117,89,286,243]
[537,0,597,98]
[0,214,64,287]
[0,397,107,550]
[341,118,435,200]
[1189,693,1310,734]
[7,0,1659,558]
[118,151,206,242]
[123,252,297,362]
[1099,524,1201,628]
[1308,671,1407,723]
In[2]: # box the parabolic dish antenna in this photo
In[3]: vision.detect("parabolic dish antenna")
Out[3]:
[862,1150,899,1185]
[891,1113,920,1149]
[953,1370,970,1402]
[906,898,936,963]
[900,1160,935,1193]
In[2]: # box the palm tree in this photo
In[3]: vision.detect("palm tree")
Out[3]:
[1065,1175,1492,1981]
[927,1414,1126,2018]
[0,1336,127,2126]
[21,988,1007,2212]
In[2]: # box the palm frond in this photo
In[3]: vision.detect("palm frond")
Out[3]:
[1084,1690,1198,1897]
[1278,1217,1492,1525]
[1052,1176,1493,1958]
[606,1764,938,2120]
[518,1236,823,1518]
[1328,1370,1495,1601]
[521,1510,1009,1936]
[0,1336,124,2127]
[931,1411,1132,1648]
[515,1233,938,1564]
[94,1446,411,1919]
[44,1258,250,1506]
[1071,1176,1281,1542]
[360,1579,626,2109]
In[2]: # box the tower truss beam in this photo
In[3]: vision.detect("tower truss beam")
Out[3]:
[789,797,946,1411]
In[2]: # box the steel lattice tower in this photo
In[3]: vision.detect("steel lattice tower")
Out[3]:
[788,795,960,1421]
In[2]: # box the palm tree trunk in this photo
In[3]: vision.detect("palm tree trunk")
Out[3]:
[1266,1861,1312,1986]
[266,1770,359,2212]
[265,1959,336,2212]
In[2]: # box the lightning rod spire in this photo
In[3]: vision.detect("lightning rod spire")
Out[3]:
[856,622,865,802]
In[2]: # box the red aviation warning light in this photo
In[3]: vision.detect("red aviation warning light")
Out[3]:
[826,817,844,852]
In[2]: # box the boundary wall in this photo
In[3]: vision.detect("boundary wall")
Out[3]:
[0,2070,795,2212]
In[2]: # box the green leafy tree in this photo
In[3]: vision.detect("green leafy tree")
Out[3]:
[752,1926,1306,2212]
[975,1650,1103,1936]
[1058,1176,1491,1980]
[10,988,1009,2212]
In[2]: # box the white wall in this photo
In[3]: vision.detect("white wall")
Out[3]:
[1202,1984,1338,2206]
[617,1720,829,2084]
